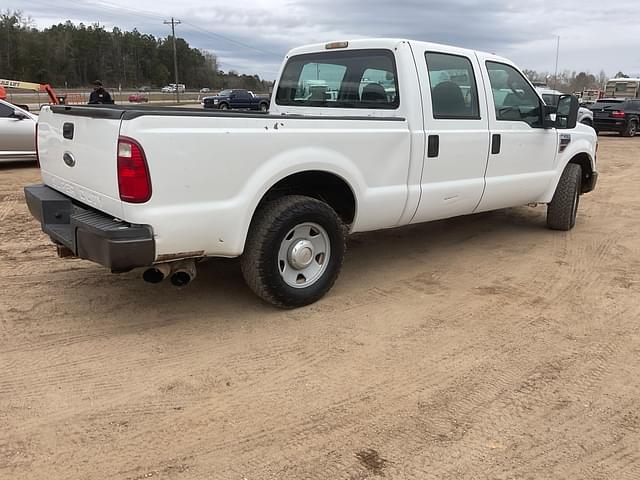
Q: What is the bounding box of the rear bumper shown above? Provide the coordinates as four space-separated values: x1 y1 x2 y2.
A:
24 184 155 272
593 119 626 132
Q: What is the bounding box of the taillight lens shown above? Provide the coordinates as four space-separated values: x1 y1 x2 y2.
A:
117 136 151 203
610 111 625 118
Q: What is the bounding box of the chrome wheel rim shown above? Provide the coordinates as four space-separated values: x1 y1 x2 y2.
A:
277 222 330 288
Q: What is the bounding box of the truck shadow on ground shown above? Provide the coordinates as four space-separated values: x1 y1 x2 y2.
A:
51 205 551 325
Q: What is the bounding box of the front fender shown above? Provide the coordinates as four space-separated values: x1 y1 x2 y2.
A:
540 132 597 203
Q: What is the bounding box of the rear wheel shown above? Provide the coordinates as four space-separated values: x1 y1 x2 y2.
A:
240 195 346 308
622 120 637 137
259 102 268 112
547 163 582 231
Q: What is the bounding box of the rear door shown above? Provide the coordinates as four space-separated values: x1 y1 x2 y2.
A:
412 48 490 223
37 106 124 218
233 90 252 109
474 56 558 212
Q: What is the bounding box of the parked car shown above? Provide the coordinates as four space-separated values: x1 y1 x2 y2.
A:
128 93 149 103
0 99 37 162
590 98 640 137
202 89 270 111
25 38 597 307
536 87 594 127
199 87 211 93
161 84 185 93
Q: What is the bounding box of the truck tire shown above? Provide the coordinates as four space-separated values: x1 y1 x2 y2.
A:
546 163 582 231
241 195 346 308
259 102 268 112
621 120 637 137
219 103 229 110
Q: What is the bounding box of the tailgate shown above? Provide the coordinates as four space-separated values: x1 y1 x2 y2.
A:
38 105 124 218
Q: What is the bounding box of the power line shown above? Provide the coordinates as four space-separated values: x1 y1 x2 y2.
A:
164 17 181 103
180 20 282 57
30 0 283 75
60 0 283 58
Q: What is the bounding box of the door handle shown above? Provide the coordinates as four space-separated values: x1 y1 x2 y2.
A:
427 135 439 158
491 134 501 154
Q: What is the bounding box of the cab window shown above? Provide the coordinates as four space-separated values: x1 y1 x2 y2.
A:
276 49 399 109
425 52 480 119
486 61 543 127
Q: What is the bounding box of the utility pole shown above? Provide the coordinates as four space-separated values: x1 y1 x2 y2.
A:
553 35 560 91
164 17 181 103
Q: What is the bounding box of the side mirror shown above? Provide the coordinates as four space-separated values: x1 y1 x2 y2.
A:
556 95 578 129
11 109 29 120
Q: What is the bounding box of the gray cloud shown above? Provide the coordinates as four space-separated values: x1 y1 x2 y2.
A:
6 0 639 79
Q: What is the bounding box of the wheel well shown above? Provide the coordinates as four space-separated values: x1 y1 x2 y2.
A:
569 153 594 193
258 171 356 225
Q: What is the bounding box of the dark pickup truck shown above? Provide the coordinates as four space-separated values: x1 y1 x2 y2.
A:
202 89 270 111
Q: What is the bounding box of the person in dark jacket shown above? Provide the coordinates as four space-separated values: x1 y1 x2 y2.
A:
88 80 113 104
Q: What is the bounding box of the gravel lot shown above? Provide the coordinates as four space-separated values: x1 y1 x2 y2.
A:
1 135 639 479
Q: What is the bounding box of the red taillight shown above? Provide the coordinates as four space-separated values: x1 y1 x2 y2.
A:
117 136 151 203
610 111 625 118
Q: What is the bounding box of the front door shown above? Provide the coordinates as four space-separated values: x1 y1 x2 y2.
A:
412 49 490 223
474 57 558 212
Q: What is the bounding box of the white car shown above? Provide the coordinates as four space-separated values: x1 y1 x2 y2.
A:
161 84 186 93
0 99 37 162
26 38 598 307
536 87 594 127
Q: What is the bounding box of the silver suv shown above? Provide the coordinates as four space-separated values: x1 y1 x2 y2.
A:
536 87 594 127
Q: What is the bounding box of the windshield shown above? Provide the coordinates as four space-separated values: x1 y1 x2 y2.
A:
219 90 232 96
276 49 399 109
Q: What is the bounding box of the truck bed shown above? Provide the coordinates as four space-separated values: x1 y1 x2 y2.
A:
50 104 406 122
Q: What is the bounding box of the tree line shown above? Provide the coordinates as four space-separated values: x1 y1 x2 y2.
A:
522 69 635 94
0 11 273 92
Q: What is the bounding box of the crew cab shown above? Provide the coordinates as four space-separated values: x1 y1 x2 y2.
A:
202 89 270 111
25 39 598 308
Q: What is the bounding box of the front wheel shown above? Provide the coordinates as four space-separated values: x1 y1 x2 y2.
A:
219 103 229 110
547 163 582 231
240 195 346 308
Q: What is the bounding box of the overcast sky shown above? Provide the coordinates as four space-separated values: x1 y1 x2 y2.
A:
5 0 640 80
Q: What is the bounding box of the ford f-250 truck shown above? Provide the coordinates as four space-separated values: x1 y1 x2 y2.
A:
202 89 270 112
25 38 598 308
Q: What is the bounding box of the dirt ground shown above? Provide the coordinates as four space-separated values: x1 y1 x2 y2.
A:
1 135 639 480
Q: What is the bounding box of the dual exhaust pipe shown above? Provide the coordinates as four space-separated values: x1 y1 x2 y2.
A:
142 259 197 286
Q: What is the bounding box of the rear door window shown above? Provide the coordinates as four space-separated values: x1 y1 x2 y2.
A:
425 52 480 119
276 49 399 109
0 103 14 118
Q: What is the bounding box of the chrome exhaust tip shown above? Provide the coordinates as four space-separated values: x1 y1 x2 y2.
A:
169 260 197 287
142 263 172 284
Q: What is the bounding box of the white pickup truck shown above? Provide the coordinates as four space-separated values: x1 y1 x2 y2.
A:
25 38 598 308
